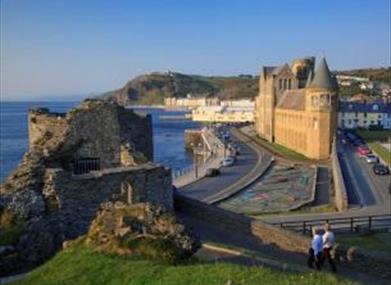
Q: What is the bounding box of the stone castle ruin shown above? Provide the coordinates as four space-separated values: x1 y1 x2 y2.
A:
0 99 180 274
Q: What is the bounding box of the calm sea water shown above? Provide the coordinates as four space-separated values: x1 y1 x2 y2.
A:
0 102 200 182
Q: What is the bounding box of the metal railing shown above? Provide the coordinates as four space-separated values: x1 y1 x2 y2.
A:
270 214 391 235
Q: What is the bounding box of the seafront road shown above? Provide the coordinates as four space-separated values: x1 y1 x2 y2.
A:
179 127 272 203
179 125 390 228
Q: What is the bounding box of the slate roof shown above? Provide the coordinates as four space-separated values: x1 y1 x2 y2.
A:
263 66 282 76
339 101 391 113
276 89 306 110
308 57 338 89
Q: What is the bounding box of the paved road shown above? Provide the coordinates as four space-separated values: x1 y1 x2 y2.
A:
337 136 389 207
179 127 260 201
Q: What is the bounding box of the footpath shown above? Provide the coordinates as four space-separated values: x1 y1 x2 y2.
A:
173 129 225 188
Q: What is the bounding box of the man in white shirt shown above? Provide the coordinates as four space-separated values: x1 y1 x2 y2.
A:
307 227 323 270
322 223 337 272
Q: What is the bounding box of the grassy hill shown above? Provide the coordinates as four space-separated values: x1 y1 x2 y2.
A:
99 72 259 105
335 67 391 85
99 67 390 106
9 242 356 285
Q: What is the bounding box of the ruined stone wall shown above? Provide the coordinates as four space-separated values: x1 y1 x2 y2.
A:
42 164 172 240
27 100 153 169
118 109 153 163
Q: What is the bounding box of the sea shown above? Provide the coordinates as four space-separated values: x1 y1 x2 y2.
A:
0 101 201 182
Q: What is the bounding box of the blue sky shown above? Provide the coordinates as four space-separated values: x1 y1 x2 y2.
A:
1 0 390 100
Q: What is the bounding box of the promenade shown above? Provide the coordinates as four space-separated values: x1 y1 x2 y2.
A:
173 129 225 188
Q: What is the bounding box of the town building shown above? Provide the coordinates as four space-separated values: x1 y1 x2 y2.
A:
254 57 338 160
164 96 219 109
191 105 254 123
338 100 391 129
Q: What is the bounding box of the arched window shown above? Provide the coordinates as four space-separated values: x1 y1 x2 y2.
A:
288 79 291 89
284 79 287 89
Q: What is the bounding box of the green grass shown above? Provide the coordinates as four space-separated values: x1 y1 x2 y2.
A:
356 130 391 165
251 204 337 218
337 232 391 252
356 130 391 142
0 223 23 245
10 243 356 285
368 142 391 165
251 134 314 163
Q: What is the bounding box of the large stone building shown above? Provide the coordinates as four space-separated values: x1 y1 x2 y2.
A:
255 57 338 159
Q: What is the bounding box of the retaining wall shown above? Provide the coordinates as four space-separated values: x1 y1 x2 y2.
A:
174 194 391 277
331 139 348 211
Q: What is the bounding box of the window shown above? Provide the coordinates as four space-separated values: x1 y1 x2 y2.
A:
73 157 100 175
364 112 367 117
284 79 287 89
288 79 291 89
363 120 367 124
279 79 282 90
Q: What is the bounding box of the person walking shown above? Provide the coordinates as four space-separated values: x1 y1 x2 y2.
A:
322 223 337 272
307 227 323 270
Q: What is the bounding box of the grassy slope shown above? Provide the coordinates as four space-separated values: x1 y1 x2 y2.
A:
11 243 356 285
99 73 259 105
336 68 391 85
337 232 391 252
251 134 314 163
356 130 391 164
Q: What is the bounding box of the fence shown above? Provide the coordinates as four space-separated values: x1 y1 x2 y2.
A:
173 129 224 181
270 214 391 235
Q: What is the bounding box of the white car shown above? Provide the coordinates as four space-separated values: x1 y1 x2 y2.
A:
222 156 235 167
366 154 378 164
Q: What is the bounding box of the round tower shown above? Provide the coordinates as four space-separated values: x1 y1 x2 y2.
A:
305 57 338 159
291 57 316 88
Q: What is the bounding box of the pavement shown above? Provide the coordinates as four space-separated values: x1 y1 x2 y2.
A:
173 130 225 188
180 212 387 284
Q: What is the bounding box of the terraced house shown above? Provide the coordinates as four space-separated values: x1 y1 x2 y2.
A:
338 100 391 129
255 57 338 160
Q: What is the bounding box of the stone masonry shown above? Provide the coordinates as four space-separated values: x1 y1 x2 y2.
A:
0 99 173 275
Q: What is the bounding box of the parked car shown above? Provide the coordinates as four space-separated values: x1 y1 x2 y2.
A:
365 154 378 163
357 146 371 157
205 168 221 177
373 163 390 175
222 156 235 167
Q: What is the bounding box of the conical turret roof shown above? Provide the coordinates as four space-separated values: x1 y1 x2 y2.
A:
305 69 313 87
308 57 337 89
